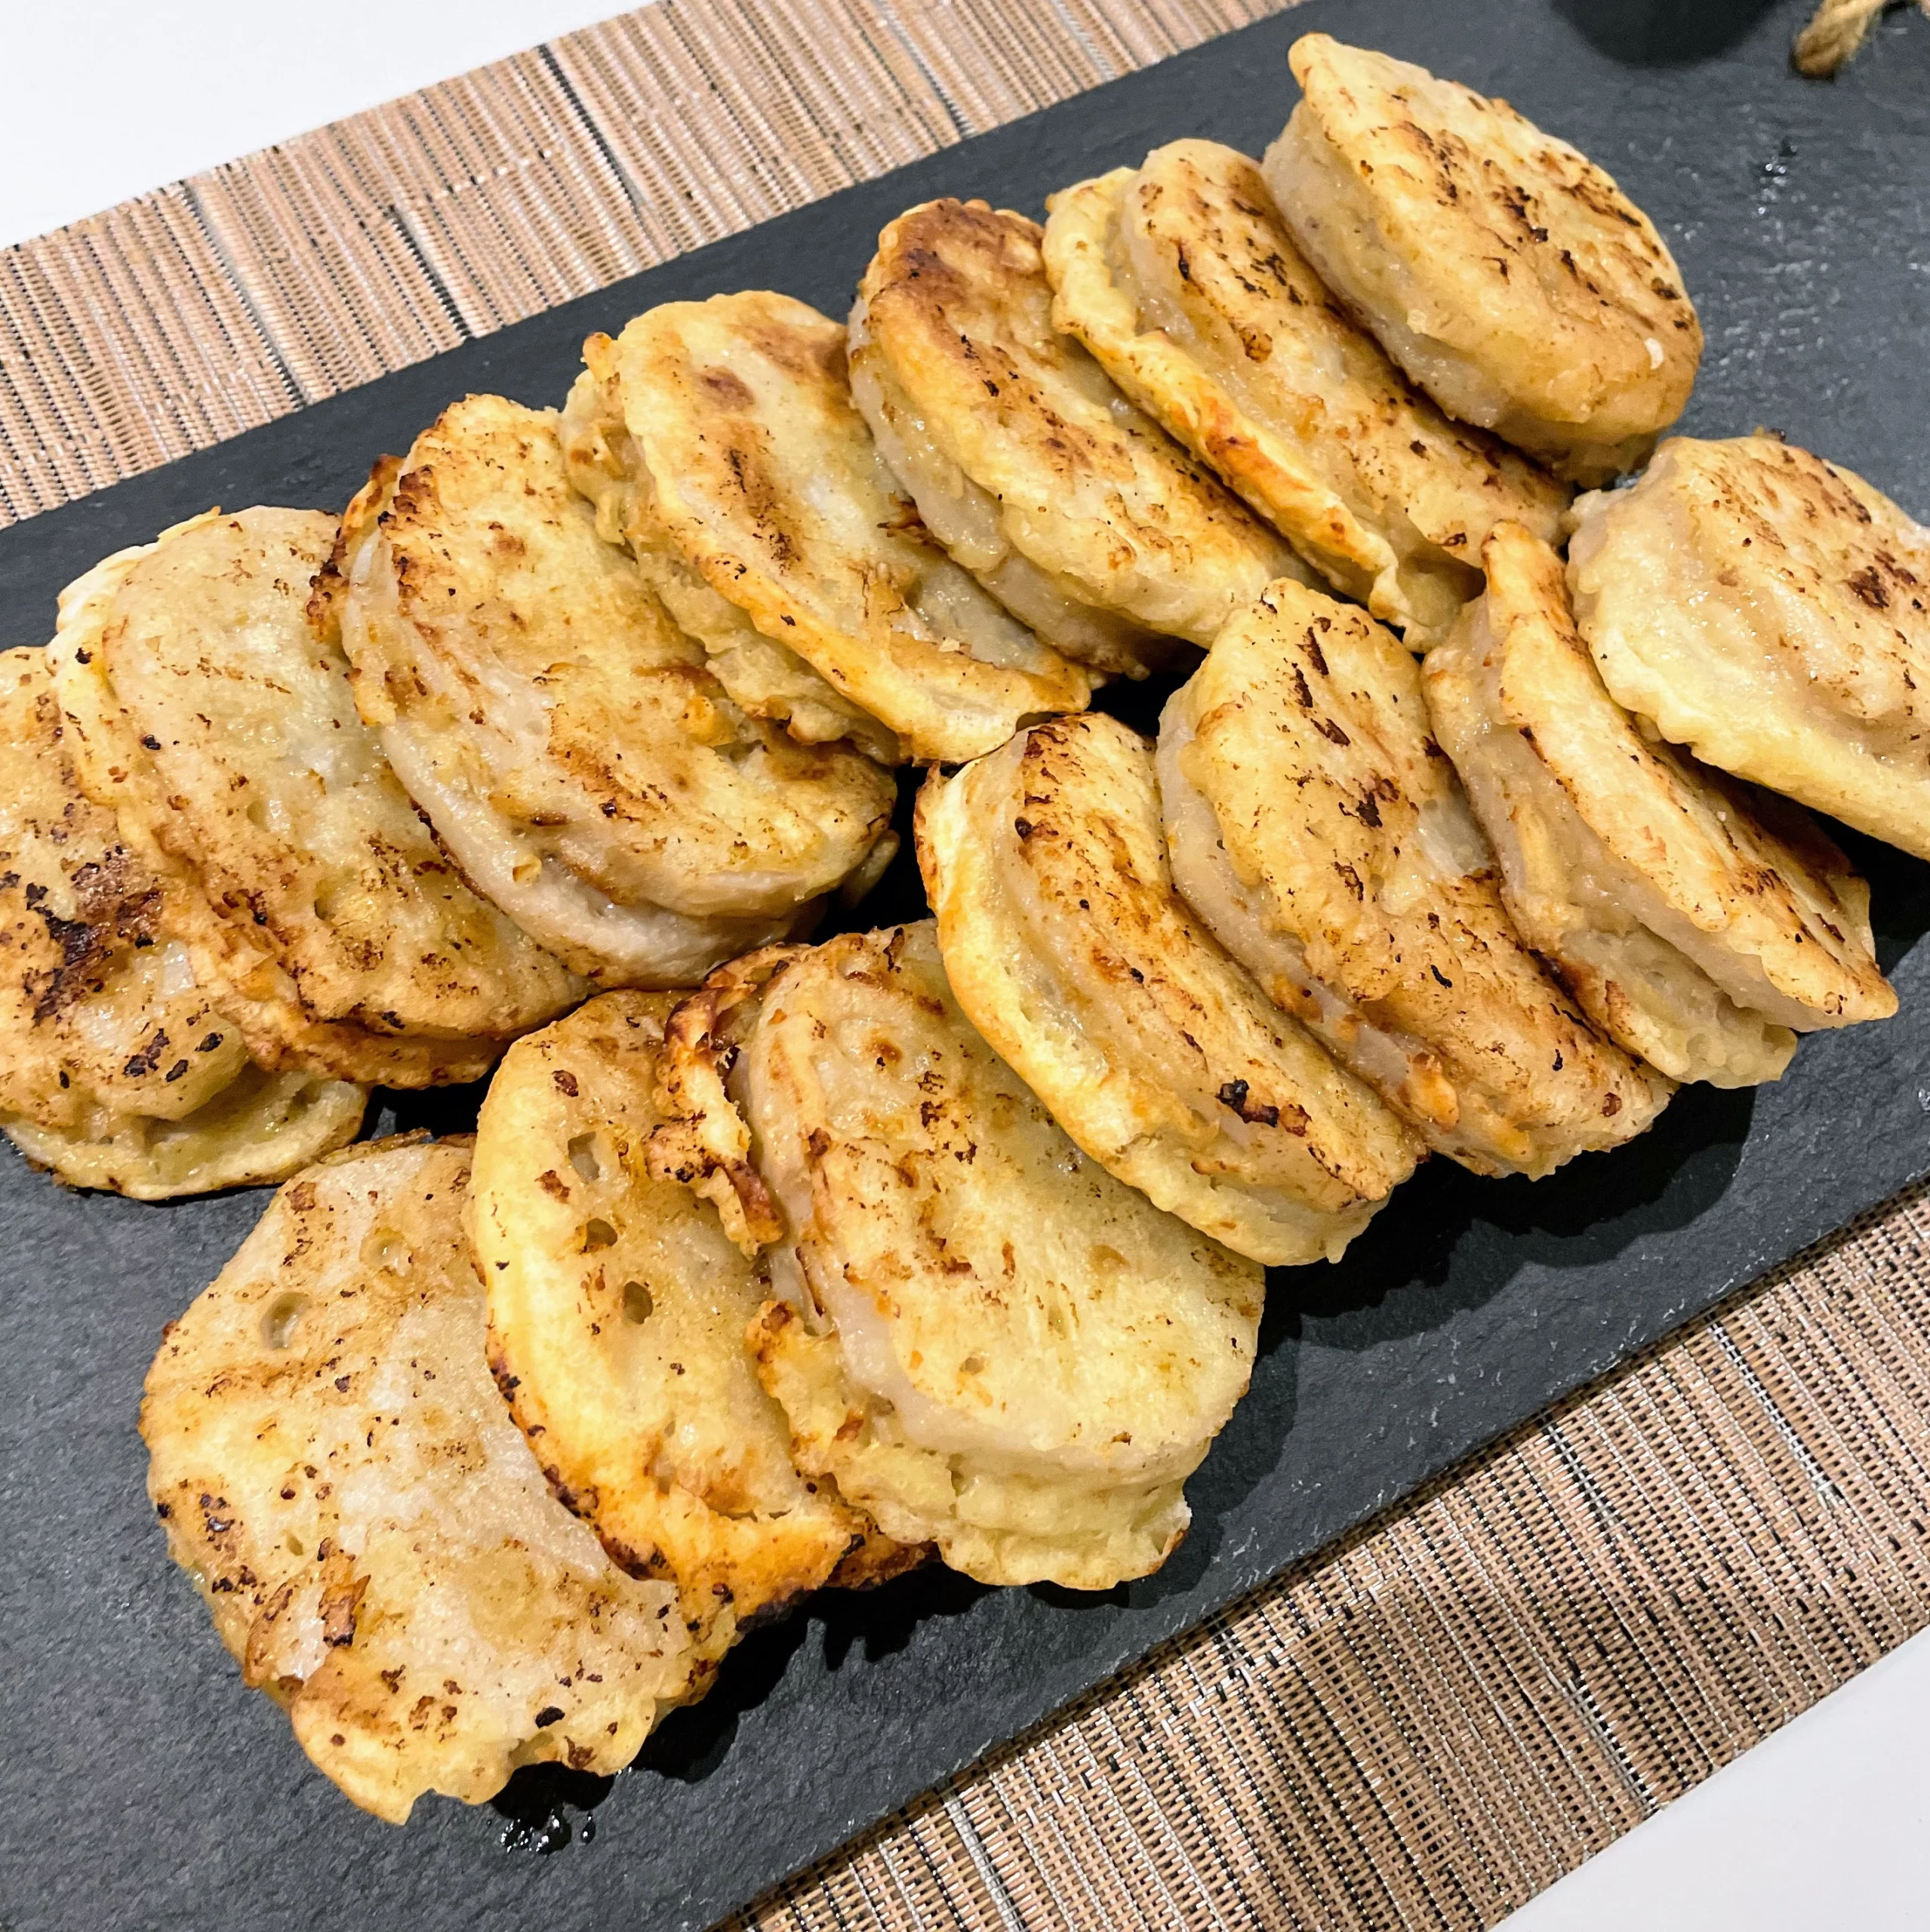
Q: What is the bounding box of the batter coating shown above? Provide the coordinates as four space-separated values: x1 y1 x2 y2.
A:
49 510 583 1087
1161 579 1673 1177
647 926 1264 1589
330 395 896 986
853 198 1310 664
918 712 1418 1264
1044 143 1567 641
1569 435 1930 861
1426 525 1892 1087
563 292 1094 764
1265 35 1700 484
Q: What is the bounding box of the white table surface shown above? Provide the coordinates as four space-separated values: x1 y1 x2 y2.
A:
0 2 627 251
3 8 1924 1925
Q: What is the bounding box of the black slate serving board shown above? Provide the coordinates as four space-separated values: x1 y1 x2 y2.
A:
3 2 1928 1927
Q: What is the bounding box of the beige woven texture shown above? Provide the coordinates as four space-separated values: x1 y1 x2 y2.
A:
735 1184 1930 1927
4 3 1928 1927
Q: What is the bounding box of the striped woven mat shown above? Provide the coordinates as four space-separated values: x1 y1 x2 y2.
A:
6 3 1930 1927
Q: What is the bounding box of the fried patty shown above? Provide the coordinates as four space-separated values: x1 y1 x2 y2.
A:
1161 578 1673 1177
646 925 1264 1589
48 510 584 1086
1568 435 1930 861
474 992 914 1654
1427 525 1894 1086
916 712 1418 1264
0 644 366 1195
853 197 1310 660
1265 35 1701 485
564 292 1094 764
330 395 897 986
1043 142 1568 642
142 1137 699 1824
0 645 247 1127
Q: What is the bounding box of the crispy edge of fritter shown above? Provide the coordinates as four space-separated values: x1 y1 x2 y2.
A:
642 946 802 1256
4 1066 367 1200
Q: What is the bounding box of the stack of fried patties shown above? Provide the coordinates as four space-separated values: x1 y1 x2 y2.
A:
3 506 583 1201
1026 35 1906 1112
111 31 1929 1829
4 395 917 1195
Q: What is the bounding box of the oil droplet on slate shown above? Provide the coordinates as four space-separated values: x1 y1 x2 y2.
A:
500 1808 571 1855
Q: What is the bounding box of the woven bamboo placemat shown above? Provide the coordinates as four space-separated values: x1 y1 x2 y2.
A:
5 4 1929 1927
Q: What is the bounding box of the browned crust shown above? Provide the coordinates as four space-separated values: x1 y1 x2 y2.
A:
858 198 1301 645
645 947 805 1252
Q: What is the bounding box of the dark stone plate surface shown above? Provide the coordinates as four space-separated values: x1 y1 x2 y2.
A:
2 1 1927 1927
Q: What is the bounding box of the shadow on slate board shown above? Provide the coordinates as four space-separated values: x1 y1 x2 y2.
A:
2 0 1928 1927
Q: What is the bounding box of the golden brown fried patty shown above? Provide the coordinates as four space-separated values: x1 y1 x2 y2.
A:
1427 525 1894 1086
647 926 1264 1590
1160 579 1673 1177
564 362 902 768
1265 35 1701 484
330 395 897 986
916 712 1418 1264
0 645 366 1196
1043 142 1568 642
48 510 584 1087
1568 435 1930 861
474 992 914 1653
143 1137 699 1825
852 198 1310 662
0 645 246 1128
564 291 1094 764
